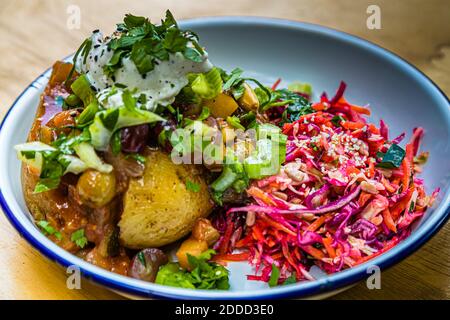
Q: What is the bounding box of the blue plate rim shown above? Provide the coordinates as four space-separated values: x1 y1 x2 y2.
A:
0 16 449 300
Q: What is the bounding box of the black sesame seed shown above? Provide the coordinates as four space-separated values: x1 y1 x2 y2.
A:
94 56 98 62
90 85 97 92
93 44 100 49
111 75 116 82
142 73 147 79
93 29 99 33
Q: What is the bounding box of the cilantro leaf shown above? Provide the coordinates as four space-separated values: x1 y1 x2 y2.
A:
126 153 147 164
283 273 297 285
155 249 229 290
37 220 62 240
105 10 202 76
277 89 315 123
123 14 148 28
111 131 122 155
71 229 88 248
185 180 200 192
331 115 345 127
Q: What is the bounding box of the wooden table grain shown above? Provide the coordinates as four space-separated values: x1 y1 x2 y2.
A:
0 0 449 300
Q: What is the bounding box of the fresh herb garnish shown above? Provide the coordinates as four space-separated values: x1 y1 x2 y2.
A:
71 229 88 248
185 180 200 192
127 153 147 164
37 220 62 240
331 115 345 127
155 249 229 290
283 273 297 285
276 89 314 123
137 251 147 267
111 131 122 155
65 38 92 85
102 10 204 77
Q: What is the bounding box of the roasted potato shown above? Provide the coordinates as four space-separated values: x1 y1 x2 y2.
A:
119 150 214 248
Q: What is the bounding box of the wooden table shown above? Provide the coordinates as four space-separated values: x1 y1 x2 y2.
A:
0 0 449 300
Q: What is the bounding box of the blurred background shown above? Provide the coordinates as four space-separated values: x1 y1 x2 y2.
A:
0 0 449 299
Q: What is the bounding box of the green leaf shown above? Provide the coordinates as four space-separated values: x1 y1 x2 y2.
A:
37 220 62 240
124 14 148 28
162 10 177 29
130 41 155 74
111 131 122 155
34 178 61 193
222 68 244 91
99 108 120 131
137 251 147 267
183 47 203 62
331 115 345 127
155 249 229 290
65 38 90 84
163 28 188 53
104 49 127 76
126 153 146 164
71 229 88 248
283 273 297 285
185 180 200 192
376 144 406 169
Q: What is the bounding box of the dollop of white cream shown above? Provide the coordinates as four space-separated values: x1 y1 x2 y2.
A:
75 31 213 110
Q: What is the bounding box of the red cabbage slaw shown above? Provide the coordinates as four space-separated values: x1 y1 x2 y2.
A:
213 81 439 285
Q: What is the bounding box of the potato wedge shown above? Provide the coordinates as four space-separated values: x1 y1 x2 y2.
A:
119 150 214 248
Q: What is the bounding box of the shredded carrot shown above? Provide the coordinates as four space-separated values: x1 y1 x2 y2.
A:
214 252 250 262
401 159 411 191
341 121 365 130
323 236 336 259
350 104 371 115
271 78 281 90
382 208 397 233
306 214 330 232
358 192 373 207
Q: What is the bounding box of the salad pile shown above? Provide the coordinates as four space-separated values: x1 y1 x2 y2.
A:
212 82 439 285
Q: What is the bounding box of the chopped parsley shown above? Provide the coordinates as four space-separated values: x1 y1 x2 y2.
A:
71 229 88 248
185 180 200 193
126 153 147 164
331 115 345 127
155 250 229 290
37 220 62 240
100 10 204 77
